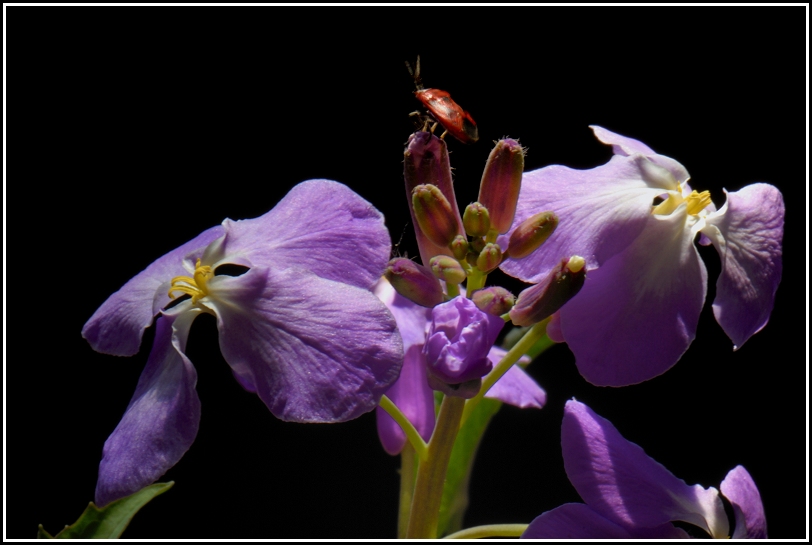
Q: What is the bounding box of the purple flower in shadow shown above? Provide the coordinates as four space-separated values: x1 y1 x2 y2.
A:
373 279 546 455
83 180 403 506
500 126 784 386
522 400 766 539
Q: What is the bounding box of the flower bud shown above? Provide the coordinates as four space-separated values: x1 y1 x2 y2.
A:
469 236 486 254
476 243 502 274
429 256 467 285
478 138 525 234
463 202 491 238
507 211 559 259
423 296 505 398
384 258 444 308
509 256 586 327
404 132 464 265
412 184 460 248
450 235 469 261
472 286 516 316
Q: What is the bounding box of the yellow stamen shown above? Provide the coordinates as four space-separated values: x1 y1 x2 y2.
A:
168 258 214 304
566 255 586 274
685 190 712 216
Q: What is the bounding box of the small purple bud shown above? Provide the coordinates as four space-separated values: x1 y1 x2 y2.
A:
404 132 464 265
463 202 491 238
384 257 444 308
476 243 502 273
412 184 460 248
472 286 516 316
478 138 525 234
450 235 469 261
423 296 505 398
507 211 559 259
429 256 467 285
509 256 586 327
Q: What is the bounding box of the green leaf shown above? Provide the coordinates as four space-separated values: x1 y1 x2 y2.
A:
436 397 503 537
39 482 173 539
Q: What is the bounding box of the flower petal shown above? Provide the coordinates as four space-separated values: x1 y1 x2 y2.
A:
484 347 546 409
375 344 435 455
213 180 391 290
82 225 224 356
720 465 767 539
209 266 403 423
559 208 707 386
703 184 784 349
590 125 690 184
522 503 636 539
499 154 671 284
373 277 432 351
562 400 729 538
95 310 201 506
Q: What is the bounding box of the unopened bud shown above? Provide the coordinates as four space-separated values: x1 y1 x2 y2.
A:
463 202 491 238
412 184 460 248
470 237 486 254
472 286 516 316
384 258 444 308
509 256 586 326
507 211 559 259
476 243 502 273
430 256 467 285
450 235 469 261
478 138 525 234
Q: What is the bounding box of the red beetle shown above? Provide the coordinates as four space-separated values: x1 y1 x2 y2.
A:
405 56 479 144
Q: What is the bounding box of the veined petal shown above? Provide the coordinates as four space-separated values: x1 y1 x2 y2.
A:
590 125 691 186
375 345 435 455
95 310 201 506
373 277 432 351
82 225 224 356
562 400 729 538
720 465 767 539
703 184 784 349
209 266 403 423
484 347 546 409
213 180 391 290
522 503 636 539
499 154 668 284
559 207 707 386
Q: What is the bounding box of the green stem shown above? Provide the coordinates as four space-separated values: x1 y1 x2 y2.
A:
446 282 460 299
443 523 528 539
406 395 466 539
379 395 428 461
397 444 416 539
461 320 548 426
466 269 486 297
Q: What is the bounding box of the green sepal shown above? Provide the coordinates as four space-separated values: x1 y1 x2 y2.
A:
436 397 503 537
38 482 173 539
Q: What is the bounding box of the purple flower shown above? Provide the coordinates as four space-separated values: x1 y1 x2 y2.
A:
83 180 403 506
500 126 784 386
523 400 766 539
373 280 546 455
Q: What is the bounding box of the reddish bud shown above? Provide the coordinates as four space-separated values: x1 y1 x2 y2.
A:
429 255 467 285
476 243 502 274
412 184 460 248
384 258 444 308
507 211 558 259
450 235 469 261
509 256 586 326
478 138 525 234
472 286 516 316
463 202 491 238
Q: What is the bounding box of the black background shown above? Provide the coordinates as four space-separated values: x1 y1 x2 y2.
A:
7 6 806 540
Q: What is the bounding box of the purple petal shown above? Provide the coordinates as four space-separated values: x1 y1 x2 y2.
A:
523 503 636 539
216 180 391 290
704 184 784 349
210 266 403 423
562 400 728 538
721 465 767 539
484 347 546 409
590 125 691 185
559 209 707 386
82 225 224 356
375 345 435 455
373 277 432 351
499 154 674 284
95 311 201 506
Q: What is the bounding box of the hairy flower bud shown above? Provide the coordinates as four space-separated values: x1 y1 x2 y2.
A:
463 202 491 238
429 256 467 285
450 235 469 261
472 286 516 316
404 132 464 265
507 211 559 259
384 258 444 308
423 296 505 398
476 243 502 273
478 138 525 234
509 256 586 327
412 184 460 248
